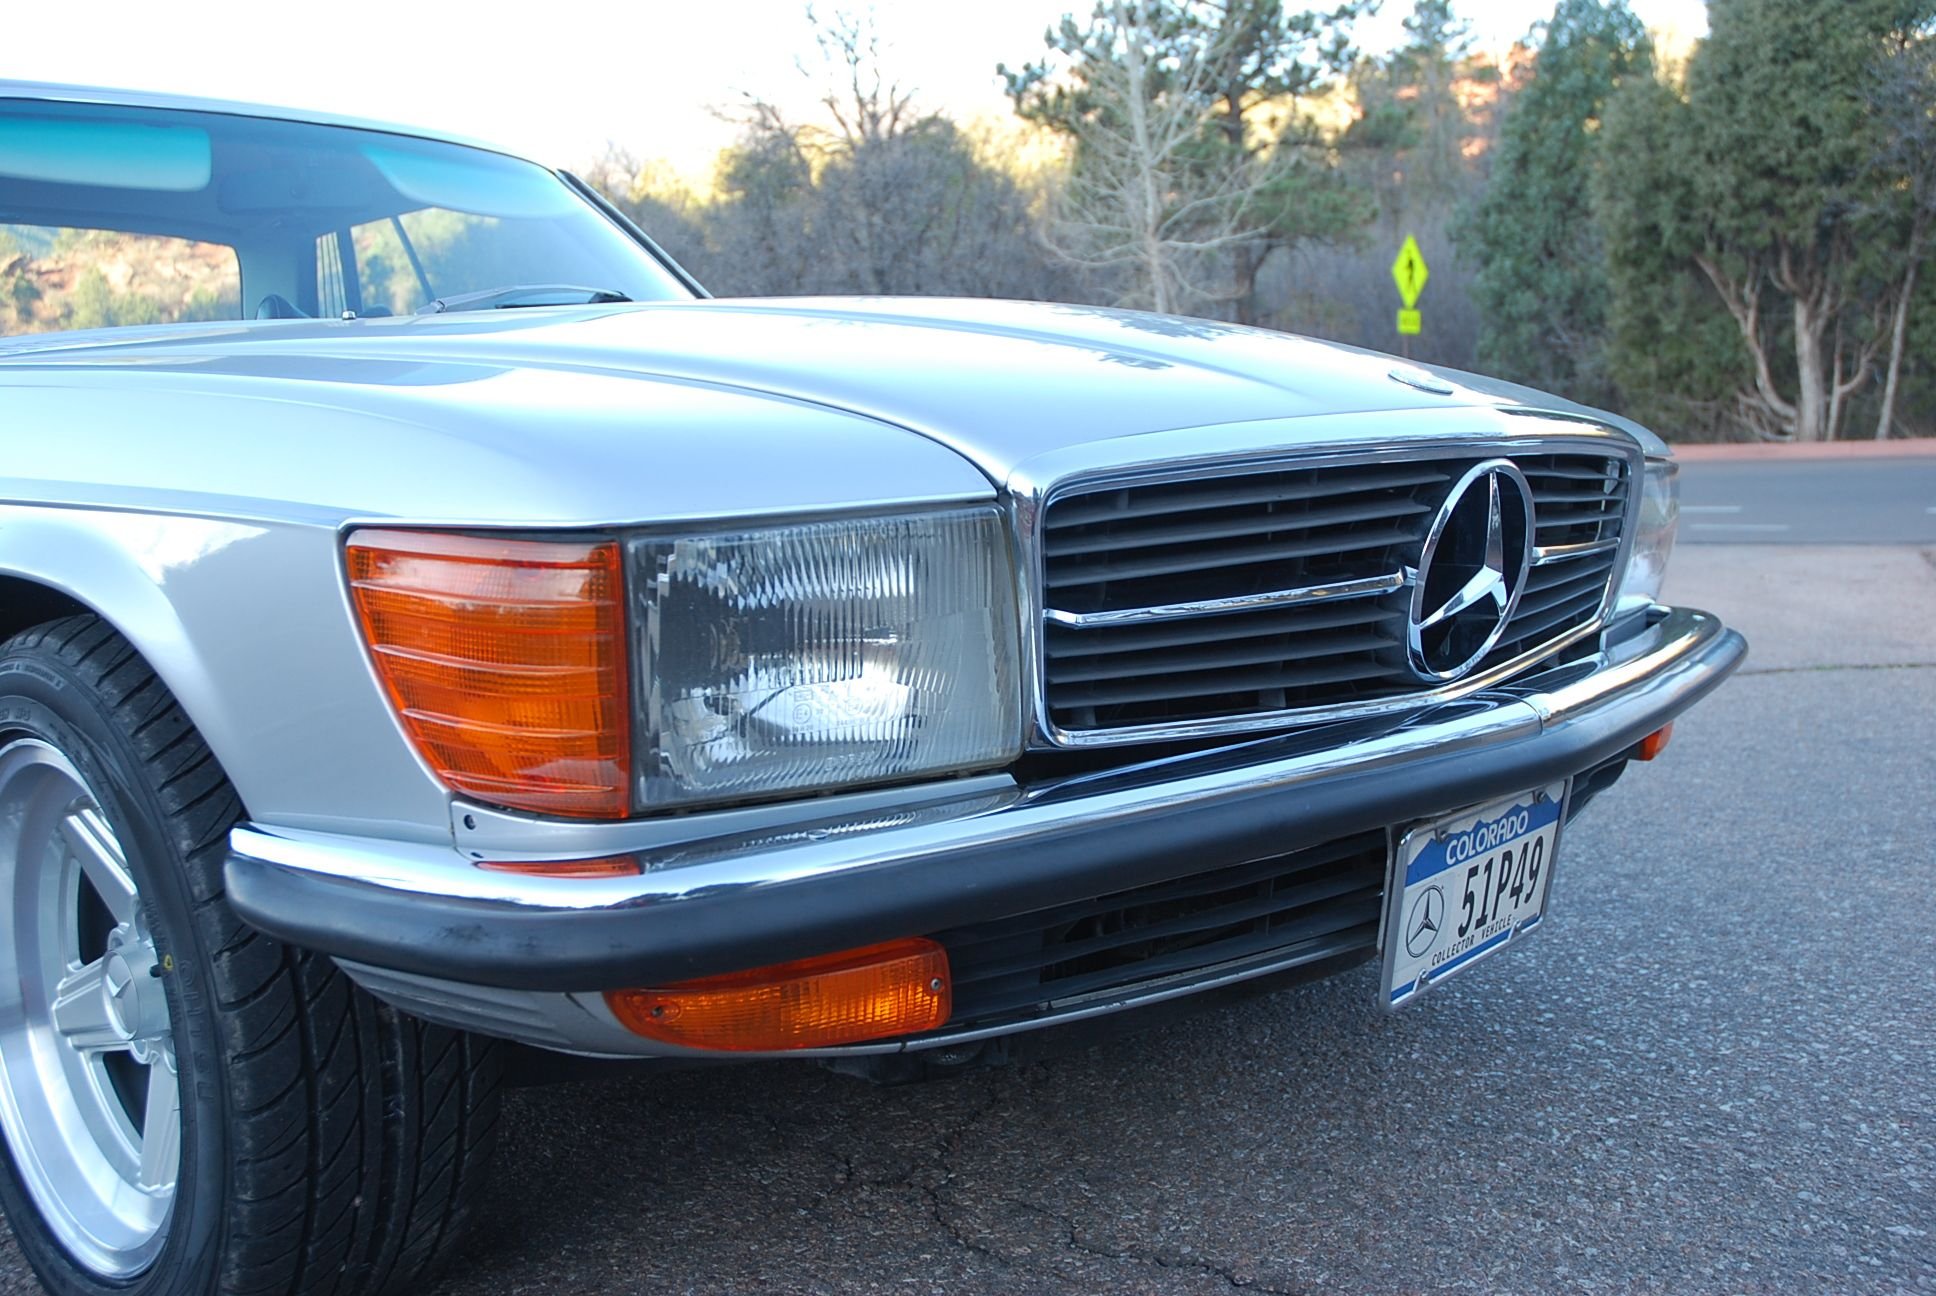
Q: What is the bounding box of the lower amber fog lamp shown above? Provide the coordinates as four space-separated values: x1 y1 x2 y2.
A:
1634 723 1674 761
605 938 951 1051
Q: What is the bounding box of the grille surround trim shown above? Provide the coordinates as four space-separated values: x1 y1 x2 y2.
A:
1016 429 1644 749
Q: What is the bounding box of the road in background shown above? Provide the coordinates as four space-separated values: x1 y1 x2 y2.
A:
3 545 1931 1295
1679 454 1936 543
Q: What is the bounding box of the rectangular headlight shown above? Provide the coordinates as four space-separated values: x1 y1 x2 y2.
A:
1613 457 1679 618
631 507 1022 808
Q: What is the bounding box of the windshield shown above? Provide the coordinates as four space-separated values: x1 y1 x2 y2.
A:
0 99 693 335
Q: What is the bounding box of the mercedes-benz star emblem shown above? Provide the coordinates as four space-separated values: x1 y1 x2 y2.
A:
1405 885 1446 959
1407 459 1535 682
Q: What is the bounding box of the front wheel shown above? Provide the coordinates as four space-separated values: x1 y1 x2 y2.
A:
0 616 500 1296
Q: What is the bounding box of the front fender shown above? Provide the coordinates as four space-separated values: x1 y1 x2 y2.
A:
0 505 452 841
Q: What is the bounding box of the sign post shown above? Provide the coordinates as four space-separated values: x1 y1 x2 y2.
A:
1391 235 1428 353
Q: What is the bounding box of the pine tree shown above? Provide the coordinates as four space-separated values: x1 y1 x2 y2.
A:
1458 0 1651 406
1599 0 1934 440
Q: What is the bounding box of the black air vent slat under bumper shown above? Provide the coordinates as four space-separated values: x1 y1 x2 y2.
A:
949 871 1378 986
951 899 1381 1019
933 831 1388 1028
939 832 1378 959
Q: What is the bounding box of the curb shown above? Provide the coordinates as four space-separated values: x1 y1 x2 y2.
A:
1671 438 1936 462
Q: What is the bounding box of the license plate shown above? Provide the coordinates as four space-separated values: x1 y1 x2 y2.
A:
1381 781 1567 1009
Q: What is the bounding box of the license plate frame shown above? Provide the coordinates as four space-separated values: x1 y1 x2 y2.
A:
1381 780 1569 1010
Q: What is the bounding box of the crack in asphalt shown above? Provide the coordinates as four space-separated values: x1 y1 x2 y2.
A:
919 1084 1014 1268
1008 1199 1306 1295
791 1079 1022 1270
837 1071 1311 1295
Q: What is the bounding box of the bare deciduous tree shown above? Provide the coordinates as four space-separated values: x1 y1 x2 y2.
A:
598 8 1074 302
1007 0 1297 315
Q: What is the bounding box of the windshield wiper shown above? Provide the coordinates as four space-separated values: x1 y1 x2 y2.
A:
416 285 632 314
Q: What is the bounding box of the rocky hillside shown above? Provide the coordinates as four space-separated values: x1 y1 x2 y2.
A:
1 227 241 334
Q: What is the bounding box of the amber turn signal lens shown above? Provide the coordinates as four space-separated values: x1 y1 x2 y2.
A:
605 938 951 1051
1634 723 1674 762
346 529 630 818
474 855 643 878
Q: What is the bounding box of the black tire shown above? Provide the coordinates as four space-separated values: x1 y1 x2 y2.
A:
0 615 501 1296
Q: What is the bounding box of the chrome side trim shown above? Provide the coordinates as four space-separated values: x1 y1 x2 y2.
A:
1532 538 1621 566
1043 571 1407 628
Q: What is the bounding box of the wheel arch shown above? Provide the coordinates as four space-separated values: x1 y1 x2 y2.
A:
0 536 251 817
0 575 94 644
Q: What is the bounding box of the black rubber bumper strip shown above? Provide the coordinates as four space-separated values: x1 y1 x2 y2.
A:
226 626 1746 992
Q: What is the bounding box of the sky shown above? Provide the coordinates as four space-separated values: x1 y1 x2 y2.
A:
0 0 1708 180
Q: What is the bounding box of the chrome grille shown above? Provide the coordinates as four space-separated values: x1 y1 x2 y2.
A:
1491 454 1628 662
1037 445 1633 741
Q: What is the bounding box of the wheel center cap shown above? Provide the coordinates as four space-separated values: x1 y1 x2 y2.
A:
99 938 166 1046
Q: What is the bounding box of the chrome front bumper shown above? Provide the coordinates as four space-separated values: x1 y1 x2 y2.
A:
226 605 1744 1058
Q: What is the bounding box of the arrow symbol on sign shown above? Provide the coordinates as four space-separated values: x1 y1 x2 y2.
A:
1391 235 1429 310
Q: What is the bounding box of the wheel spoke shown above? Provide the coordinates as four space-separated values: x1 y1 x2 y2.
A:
135 1061 180 1192
62 808 136 925
50 958 127 1053
0 737 178 1272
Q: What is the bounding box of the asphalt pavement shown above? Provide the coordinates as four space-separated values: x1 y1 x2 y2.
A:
2 473 1933 1295
1679 454 1936 543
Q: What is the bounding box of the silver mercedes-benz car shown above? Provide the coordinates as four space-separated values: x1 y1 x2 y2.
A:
0 83 1743 1296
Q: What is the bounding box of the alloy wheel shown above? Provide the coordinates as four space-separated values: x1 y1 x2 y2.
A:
0 737 178 1278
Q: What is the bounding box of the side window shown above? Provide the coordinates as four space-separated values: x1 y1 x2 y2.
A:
1 225 240 336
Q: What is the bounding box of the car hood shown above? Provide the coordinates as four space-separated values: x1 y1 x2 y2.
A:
0 297 1662 523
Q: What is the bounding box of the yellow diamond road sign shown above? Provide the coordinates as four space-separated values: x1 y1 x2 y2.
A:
1392 235 1428 310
